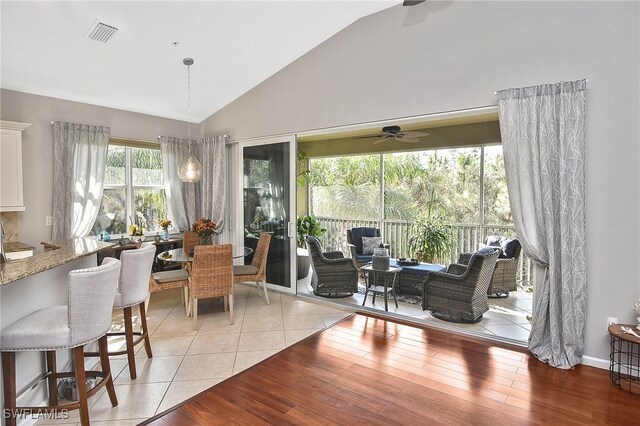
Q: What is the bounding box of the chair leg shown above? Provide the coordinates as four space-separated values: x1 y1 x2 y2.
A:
139 302 153 359
192 297 198 330
229 294 234 324
73 346 90 426
98 335 118 407
123 306 137 380
2 352 17 426
184 286 190 315
46 350 58 406
260 279 270 305
257 279 262 296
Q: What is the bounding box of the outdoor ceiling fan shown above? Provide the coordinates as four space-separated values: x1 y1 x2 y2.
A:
354 125 429 145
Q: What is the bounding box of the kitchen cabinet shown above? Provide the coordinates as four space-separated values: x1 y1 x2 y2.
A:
0 121 30 212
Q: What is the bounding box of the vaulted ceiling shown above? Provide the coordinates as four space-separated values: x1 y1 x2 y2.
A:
1 1 397 122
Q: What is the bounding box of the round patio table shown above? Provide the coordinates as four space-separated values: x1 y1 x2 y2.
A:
361 265 402 312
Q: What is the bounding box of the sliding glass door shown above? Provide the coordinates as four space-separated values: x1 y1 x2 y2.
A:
232 135 297 293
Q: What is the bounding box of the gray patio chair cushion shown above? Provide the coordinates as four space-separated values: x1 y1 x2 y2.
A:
485 235 520 259
350 227 379 255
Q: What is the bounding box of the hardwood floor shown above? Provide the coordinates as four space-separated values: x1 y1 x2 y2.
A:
142 314 639 425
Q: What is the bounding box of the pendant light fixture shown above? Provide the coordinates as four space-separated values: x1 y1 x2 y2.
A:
178 57 203 182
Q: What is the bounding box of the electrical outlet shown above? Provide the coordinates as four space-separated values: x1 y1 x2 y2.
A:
607 317 618 331
46 216 53 226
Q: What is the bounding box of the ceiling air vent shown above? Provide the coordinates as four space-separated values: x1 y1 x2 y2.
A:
85 21 118 43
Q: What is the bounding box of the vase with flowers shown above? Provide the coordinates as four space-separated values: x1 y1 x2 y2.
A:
192 217 216 245
128 224 145 244
159 218 172 241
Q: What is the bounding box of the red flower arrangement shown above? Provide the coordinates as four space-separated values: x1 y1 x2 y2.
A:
192 217 217 244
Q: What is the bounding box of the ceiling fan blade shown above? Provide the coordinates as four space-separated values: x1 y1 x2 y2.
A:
373 136 391 145
401 131 429 138
397 136 421 143
352 134 382 140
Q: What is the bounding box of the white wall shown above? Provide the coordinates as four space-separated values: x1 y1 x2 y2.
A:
0 89 190 251
202 1 640 362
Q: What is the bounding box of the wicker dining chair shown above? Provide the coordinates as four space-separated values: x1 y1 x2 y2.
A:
149 269 190 314
188 244 234 330
182 230 199 272
234 232 271 304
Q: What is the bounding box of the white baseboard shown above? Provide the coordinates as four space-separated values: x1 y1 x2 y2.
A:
582 355 609 370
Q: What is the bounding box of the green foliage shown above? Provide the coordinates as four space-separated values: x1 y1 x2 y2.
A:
93 145 168 236
297 215 326 247
308 146 512 227
408 216 453 263
297 151 311 187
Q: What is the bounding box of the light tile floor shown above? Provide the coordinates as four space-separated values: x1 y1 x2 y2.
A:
296 271 533 345
34 284 352 425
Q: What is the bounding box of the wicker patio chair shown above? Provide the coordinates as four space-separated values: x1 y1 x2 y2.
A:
234 232 271 305
347 227 387 268
306 235 358 297
188 244 234 329
422 248 500 323
458 236 522 298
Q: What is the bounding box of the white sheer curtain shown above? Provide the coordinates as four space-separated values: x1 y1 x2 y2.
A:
160 135 227 238
52 122 110 240
193 135 228 242
497 79 587 369
159 136 191 230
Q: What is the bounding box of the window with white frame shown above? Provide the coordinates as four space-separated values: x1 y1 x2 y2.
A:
92 144 168 236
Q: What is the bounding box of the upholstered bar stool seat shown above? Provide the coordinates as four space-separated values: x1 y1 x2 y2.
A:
1 258 121 426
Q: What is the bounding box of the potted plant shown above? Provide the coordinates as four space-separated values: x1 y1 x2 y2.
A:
128 224 145 244
159 218 172 241
408 216 452 264
296 214 326 279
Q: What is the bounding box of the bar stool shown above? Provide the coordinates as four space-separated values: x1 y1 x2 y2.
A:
1 258 121 426
103 243 156 380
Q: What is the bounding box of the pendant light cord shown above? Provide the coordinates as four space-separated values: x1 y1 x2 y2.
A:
187 62 192 142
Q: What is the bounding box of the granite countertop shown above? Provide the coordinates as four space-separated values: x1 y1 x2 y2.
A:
0 238 114 286
3 242 36 253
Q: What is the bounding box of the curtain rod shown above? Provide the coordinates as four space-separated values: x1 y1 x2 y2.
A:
156 135 229 140
493 79 588 96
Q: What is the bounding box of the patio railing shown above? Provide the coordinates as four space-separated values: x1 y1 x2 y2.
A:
316 216 534 291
